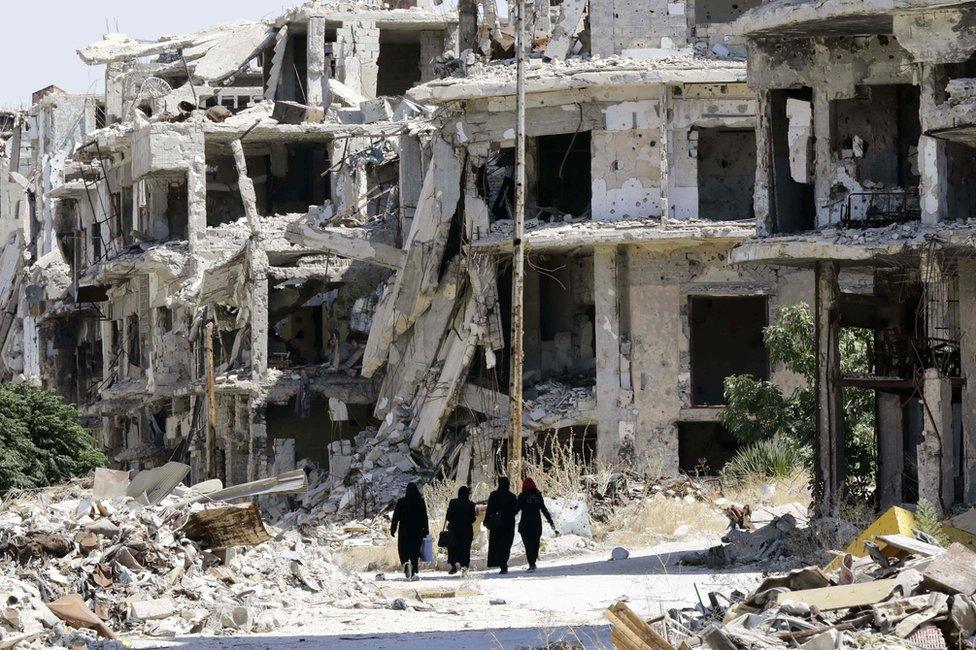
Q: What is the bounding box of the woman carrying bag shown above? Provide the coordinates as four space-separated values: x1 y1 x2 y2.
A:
442 485 476 575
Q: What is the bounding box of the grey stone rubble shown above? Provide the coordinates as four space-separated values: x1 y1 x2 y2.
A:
0 477 375 648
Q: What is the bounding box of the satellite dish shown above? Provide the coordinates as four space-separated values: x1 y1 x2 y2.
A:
128 77 173 119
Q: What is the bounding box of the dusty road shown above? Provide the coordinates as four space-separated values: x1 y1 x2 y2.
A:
136 539 762 649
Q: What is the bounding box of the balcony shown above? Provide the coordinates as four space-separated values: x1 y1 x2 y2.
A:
839 190 920 229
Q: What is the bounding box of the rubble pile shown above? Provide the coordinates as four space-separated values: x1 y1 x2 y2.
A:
0 476 375 647
587 473 710 523
286 423 430 524
615 532 976 649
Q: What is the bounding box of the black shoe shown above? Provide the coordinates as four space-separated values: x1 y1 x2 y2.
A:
448 565 458 575
499 567 508 575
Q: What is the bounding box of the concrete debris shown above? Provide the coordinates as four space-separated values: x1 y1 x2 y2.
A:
0 477 374 647
611 530 976 650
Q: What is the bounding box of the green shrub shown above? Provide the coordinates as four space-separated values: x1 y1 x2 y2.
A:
0 383 106 495
722 303 876 495
722 436 811 487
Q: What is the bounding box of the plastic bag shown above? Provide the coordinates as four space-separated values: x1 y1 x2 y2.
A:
421 534 434 562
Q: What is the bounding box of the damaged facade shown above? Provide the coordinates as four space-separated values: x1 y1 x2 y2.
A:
290 0 824 490
8 0 965 516
731 0 976 515
0 0 457 500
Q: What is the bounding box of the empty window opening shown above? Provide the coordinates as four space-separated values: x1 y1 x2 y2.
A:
696 127 756 220
482 147 516 222
285 34 309 104
206 144 330 225
537 131 592 218
377 31 422 96
126 314 142 369
769 88 815 233
945 141 976 221
166 180 189 238
266 398 369 469
268 279 337 367
532 252 596 381
831 84 921 226
111 188 134 242
689 295 768 406
695 0 763 24
678 422 741 475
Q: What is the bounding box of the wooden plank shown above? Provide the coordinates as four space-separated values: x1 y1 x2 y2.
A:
605 602 674 650
921 543 976 595
775 579 899 611
182 503 271 549
604 608 652 650
877 534 944 558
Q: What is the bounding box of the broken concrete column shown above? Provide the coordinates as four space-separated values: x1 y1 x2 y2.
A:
248 246 269 380
920 367 953 513
398 134 424 238
330 137 369 217
264 26 289 101
813 261 844 516
458 0 479 54
230 139 259 232
594 246 622 463
754 91 774 236
105 62 126 125
306 17 331 110
185 126 207 253
877 392 904 510
961 258 976 504
919 135 947 225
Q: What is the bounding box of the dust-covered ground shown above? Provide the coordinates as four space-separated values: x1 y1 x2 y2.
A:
132 539 763 649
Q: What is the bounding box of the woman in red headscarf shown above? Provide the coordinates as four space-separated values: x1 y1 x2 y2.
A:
516 477 557 572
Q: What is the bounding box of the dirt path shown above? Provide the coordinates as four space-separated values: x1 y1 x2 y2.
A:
132 539 762 649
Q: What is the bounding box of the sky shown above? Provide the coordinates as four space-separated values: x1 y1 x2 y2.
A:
0 2 294 107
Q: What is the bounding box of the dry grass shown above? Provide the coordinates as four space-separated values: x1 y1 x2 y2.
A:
719 472 812 509
595 495 729 547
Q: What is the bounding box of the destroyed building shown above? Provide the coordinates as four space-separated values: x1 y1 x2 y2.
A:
10 0 958 510
730 0 976 515
0 0 458 494
288 0 831 488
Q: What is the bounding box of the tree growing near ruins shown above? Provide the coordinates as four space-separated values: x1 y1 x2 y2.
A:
722 303 876 493
0 383 105 495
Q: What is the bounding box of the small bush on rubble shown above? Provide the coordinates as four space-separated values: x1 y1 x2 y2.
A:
722 303 876 493
721 436 810 487
0 383 105 495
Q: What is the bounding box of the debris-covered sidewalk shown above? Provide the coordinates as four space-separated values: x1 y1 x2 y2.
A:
608 509 976 649
0 468 377 648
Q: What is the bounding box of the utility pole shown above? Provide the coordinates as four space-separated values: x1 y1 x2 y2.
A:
508 0 527 483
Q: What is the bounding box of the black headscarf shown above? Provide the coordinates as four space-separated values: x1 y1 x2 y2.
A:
405 482 422 500
458 485 471 500
498 476 510 492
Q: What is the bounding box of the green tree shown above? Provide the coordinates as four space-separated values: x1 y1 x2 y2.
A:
722 303 877 493
0 383 106 495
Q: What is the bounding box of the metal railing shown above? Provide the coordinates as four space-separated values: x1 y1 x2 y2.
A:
840 189 920 228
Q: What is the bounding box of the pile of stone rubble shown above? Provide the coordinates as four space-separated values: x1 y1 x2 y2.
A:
587 472 711 523
0 474 376 648
611 529 976 649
